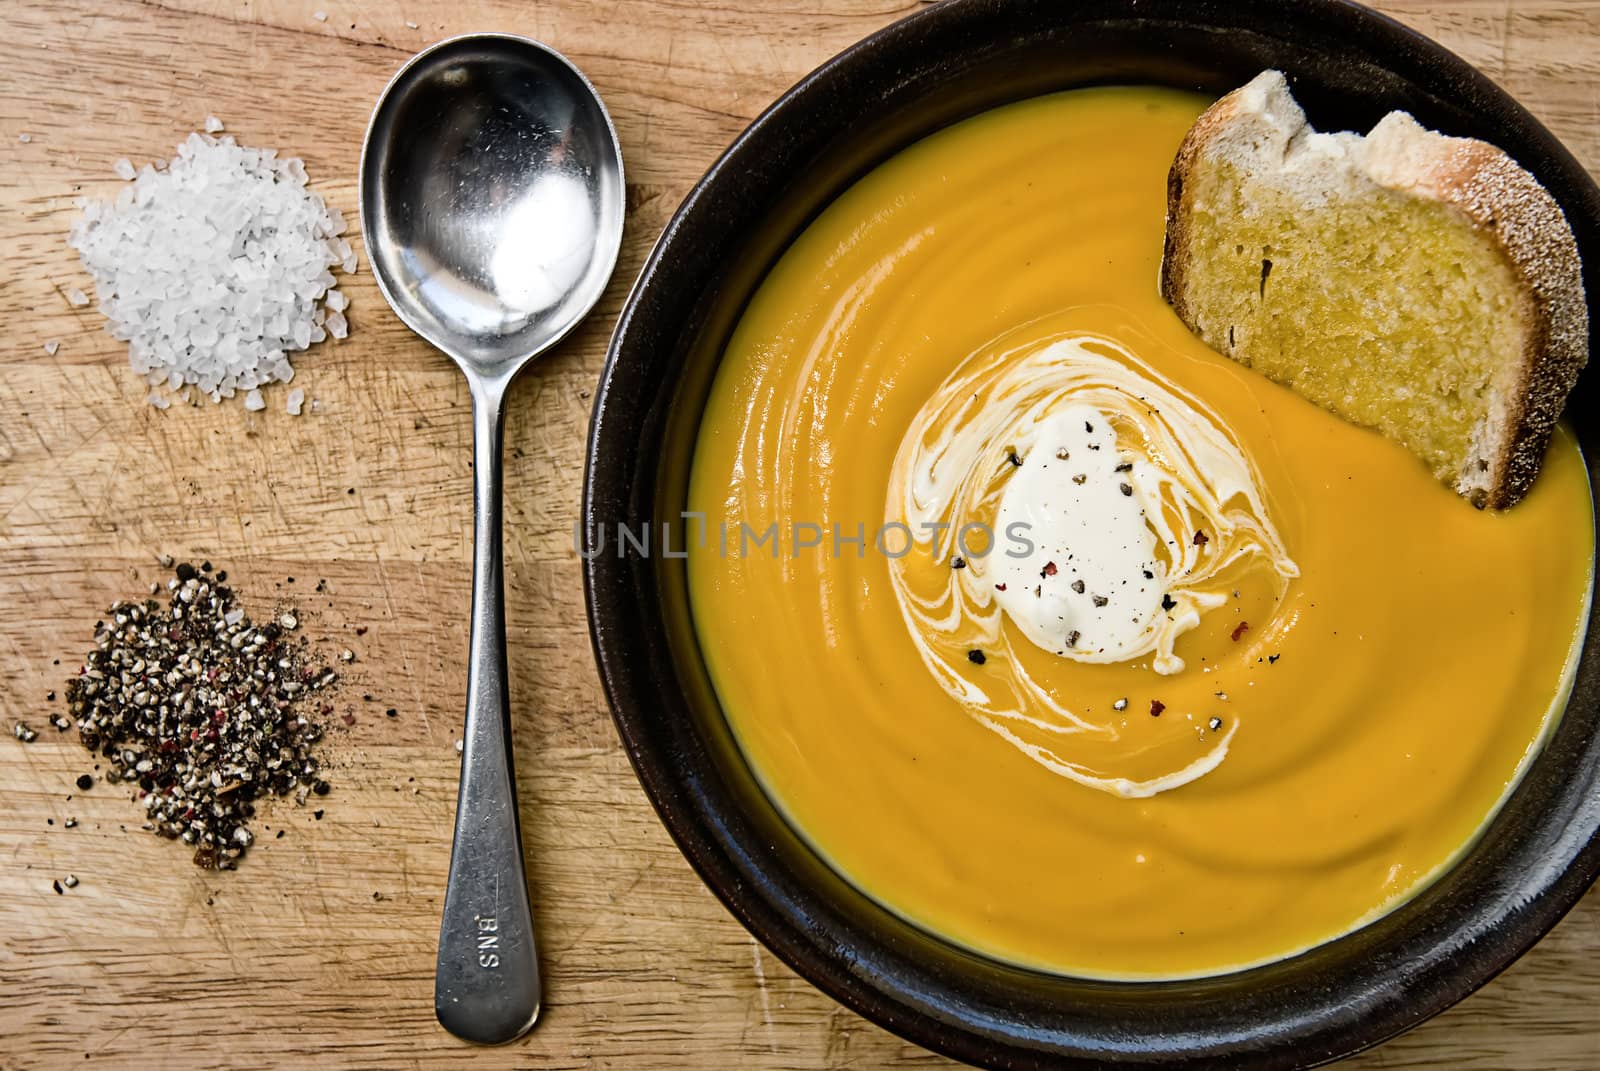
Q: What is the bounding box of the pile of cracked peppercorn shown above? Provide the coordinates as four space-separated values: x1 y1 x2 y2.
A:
65 560 336 869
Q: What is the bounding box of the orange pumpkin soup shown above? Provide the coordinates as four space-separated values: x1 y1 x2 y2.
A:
685 86 1593 978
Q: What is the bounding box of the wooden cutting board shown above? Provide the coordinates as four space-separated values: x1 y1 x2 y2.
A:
2 1 1597 1067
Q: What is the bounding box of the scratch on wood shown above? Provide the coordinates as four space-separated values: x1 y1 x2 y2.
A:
751 936 777 1053
376 557 432 741
1500 0 1516 76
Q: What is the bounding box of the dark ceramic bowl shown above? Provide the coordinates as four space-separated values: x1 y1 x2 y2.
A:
583 1 1600 1066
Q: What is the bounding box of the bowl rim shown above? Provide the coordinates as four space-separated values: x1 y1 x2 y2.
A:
583 0 1600 1066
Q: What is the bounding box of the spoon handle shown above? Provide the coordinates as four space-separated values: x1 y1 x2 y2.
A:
435 381 542 1044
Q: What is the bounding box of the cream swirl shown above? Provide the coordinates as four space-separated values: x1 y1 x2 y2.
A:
886 326 1298 797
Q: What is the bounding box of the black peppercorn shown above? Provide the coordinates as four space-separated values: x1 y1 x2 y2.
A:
62 563 345 871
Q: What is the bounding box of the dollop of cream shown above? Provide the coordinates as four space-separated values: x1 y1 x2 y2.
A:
990 404 1171 666
886 328 1298 797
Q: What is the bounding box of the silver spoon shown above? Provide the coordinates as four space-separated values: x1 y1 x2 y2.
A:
359 33 624 1045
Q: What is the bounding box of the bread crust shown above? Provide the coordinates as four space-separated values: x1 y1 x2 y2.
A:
1159 92 1240 328
1381 134 1587 507
1161 73 1588 509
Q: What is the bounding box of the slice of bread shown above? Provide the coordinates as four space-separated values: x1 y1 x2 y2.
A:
1160 70 1587 508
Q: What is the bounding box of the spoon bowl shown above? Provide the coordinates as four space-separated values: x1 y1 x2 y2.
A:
362 33 625 376
360 32 624 1046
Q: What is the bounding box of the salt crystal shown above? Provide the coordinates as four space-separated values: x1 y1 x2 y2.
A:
147 391 170 410
313 10 327 20
66 287 89 306
68 128 355 407
19 133 31 143
243 388 265 411
43 339 59 356
113 158 135 180
405 20 417 28
325 288 347 312
286 387 305 416
326 311 348 339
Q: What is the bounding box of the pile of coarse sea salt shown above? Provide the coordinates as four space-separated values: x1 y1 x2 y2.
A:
67 119 354 413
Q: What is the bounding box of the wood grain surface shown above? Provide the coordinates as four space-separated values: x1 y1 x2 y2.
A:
2 1 1598 1067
